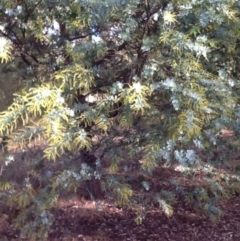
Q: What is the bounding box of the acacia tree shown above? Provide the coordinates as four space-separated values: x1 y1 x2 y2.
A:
1 0 240 239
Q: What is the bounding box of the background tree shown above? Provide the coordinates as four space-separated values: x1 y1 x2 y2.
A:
0 0 240 239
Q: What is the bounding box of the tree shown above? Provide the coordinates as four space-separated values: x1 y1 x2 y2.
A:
0 0 240 239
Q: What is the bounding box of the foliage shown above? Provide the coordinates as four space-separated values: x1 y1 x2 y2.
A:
0 0 240 239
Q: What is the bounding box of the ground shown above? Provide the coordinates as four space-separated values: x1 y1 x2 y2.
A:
1 194 240 241
48 194 240 241
1 131 240 241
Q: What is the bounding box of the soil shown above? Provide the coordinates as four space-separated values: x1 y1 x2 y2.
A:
1 134 240 241
1 179 240 241
46 195 240 241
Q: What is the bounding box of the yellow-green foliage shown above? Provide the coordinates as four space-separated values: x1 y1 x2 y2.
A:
0 0 240 239
0 37 12 63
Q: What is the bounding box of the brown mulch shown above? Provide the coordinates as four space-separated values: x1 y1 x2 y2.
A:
1 135 240 241
44 195 240 241
1 193 240 240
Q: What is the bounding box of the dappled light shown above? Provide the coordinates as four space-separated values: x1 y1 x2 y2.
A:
1 0 240 240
